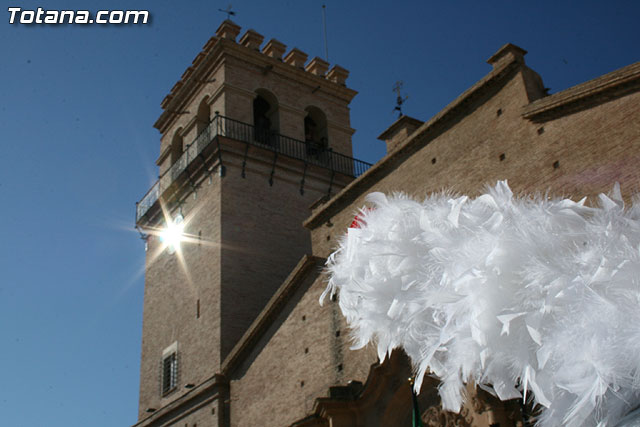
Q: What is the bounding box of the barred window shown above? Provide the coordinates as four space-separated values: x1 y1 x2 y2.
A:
161 342 179 396
162 352 177 395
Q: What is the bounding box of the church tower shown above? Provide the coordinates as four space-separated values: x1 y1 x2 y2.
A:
134 20 369 426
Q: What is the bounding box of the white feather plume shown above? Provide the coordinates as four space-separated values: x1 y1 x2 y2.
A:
323 181 640 427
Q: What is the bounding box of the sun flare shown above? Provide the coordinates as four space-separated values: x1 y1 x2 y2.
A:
160 214 185 254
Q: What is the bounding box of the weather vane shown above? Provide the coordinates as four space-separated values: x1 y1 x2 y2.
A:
393 80 409 118
218 4 236 20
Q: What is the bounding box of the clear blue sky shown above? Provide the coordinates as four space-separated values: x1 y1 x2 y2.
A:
0 1 637 425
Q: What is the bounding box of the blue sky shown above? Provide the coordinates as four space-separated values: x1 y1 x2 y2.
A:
0 1 638 425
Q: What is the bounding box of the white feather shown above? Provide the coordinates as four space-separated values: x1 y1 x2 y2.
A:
324 181 640 426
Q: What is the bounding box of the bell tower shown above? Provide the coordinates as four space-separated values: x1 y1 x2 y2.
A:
134 20 370 426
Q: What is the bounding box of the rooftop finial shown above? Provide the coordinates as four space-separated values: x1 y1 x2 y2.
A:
218 4 236 20
393 81 409 118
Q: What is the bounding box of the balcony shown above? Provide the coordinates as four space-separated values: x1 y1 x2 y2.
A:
135 114 373 223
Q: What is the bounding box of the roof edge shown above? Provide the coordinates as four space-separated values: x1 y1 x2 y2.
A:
522 61 640 122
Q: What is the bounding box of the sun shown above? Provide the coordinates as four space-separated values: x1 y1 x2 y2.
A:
138 201 220 292
160 213 185 254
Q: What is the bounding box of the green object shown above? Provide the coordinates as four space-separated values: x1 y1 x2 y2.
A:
412 387 423 427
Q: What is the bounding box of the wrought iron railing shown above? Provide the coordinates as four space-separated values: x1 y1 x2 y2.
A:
136 114 372 222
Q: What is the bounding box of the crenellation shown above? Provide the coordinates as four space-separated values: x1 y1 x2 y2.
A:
326 65 349 86
181 65 194 80
156 19 360 138
192 51 206 67
160 94 172 109
284 48 308 69
215 19 241 41
261 38 286 60
238 29 264 51
305 57 329 77
202 35 217 51
170 80 183 95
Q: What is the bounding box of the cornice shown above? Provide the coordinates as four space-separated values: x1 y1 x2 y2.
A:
132 374 228 427
327 120 356 136
522 61 640 122
220 82 256 99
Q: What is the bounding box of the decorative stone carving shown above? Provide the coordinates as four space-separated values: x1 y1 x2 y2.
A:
421 406 473 427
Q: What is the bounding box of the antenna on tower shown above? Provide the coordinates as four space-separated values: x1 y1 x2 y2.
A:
322 5 329 61
218 4 236 20
393 81 409 118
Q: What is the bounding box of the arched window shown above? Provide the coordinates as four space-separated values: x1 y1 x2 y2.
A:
196 98 210 136
195 98 211 148
304 106 328 156
253 89 279 146
170 129 183 165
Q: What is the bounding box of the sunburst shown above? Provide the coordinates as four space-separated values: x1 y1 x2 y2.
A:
140 200 216 290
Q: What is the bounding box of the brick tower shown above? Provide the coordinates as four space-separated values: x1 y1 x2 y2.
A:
133 20 370 426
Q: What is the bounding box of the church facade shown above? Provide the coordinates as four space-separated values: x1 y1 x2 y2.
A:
133 20 640 426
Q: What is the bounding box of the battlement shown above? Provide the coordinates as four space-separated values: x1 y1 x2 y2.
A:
156 20 352 134
217 20 348 82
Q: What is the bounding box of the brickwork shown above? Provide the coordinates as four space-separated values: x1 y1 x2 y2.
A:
525 90 640 198
228 274 376 427
138 174 222 419
307 60 640 259
139 146 352 423
218 154 331 358
222 50 355 157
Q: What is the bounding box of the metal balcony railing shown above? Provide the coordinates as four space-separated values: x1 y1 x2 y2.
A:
136 114 372 222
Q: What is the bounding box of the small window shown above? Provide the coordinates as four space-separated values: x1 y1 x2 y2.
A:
162 352 178 395
161 342 179 396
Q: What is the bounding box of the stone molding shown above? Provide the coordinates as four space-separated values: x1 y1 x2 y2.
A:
522 61 640 122
132 374 229 427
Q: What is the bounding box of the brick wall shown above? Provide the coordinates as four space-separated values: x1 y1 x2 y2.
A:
138 174 222 418
228 275 376 426
308 67 640 258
